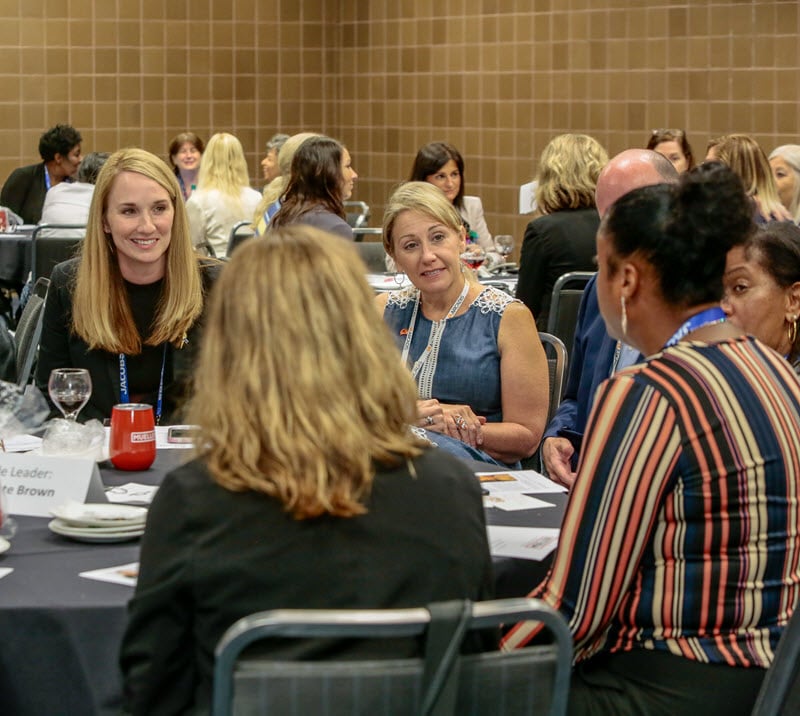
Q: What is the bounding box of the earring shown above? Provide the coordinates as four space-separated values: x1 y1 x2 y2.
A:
620 296 628 337
789 315 798 347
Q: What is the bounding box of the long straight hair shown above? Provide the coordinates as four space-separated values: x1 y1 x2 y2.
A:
195 133 252 211
72 148 204 353
187 225 426 519
270 136 347 228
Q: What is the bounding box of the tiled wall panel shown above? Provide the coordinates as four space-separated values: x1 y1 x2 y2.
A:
0 1 798 242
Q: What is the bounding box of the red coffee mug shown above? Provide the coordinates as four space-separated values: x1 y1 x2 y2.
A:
109 403 156 471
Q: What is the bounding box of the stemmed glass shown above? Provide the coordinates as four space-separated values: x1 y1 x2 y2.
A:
48 368 92 421
495 235 515 260
460 246 487 272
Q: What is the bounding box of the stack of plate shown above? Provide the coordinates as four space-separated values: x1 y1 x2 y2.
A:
48 503 147 543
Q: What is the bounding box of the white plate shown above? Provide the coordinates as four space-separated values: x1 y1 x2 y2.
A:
50 503 147 528
0 537 9 554
48 520 144 543
49 518 145 535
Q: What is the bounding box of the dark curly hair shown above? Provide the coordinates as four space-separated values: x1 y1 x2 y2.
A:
38 124 82 162
603 162 755 307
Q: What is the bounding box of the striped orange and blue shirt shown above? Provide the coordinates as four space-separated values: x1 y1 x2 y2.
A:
503 336 800 668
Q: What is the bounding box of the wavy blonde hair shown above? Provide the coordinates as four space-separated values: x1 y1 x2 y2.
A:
534 134 608 214
187 225 426 519
713 134 785 219
252 132 320 230
72 148 204 353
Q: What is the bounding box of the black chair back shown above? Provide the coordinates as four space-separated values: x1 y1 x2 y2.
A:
227 221 256 257
14 276 50 386
354 239 388 273
212 598 572 716
344 201 370 229
546 271 594 359
31 224 86 281
751 605 800 715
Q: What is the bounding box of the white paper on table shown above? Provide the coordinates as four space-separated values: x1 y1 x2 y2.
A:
519 181 538 214
483 493 554 511
0 568 13 579
478 470 567 494
79 561 139 587
487 525 560 561
1 434 43 452
105 482 159 505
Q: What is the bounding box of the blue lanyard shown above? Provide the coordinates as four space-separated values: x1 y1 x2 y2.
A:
119 344 168 424
664 307 727 348
44 166 51 191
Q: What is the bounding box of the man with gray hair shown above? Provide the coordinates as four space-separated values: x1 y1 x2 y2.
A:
260 133 289 183
541 149 679 487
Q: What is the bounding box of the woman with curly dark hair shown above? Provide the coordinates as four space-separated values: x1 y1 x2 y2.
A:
504 163 800 715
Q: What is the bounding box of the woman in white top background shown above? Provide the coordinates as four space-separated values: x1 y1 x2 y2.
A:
408 141 500 264
185 132 262 257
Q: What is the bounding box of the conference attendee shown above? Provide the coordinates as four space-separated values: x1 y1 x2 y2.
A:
541 149 679 487
120 226 494 715
167 131 204 201
260 132 289 183
504 164 800 716
39 151 110 237
185 133 262 257
646 128 694 173
516 133 608 330
768 144 800 223
409 141 499 262
710 134 792 223
0 124 83 224
252 132 319 235
723 221 800 373
35 148 219 423
269 135 356 240
378 181 549 467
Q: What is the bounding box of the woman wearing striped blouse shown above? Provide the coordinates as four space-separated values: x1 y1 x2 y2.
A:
503 163 800 714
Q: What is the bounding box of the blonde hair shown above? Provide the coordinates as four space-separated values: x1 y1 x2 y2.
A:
534 134 608 214
713 134 785 219
72 148 204 353
187 225 426 519
196 133 252 212
382 181 465 256
769 144 800 223
252 132 320 229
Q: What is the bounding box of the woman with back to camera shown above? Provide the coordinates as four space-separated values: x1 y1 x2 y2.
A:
377 181 549 467
503 163 800 715
768 144 800 223
167 131 204 201
708 133 792 223
646 128 694 173
35 148 220 424
185 132 262 258
120 226 494 715
409 141 500 263
723 221 800 373
516 133 608 330
252 132 319 235
269 135 357 240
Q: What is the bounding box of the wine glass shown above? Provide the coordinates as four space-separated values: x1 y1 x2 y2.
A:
0 477 16 543
460 246 487 272
48 368 92 421
495 235 515 259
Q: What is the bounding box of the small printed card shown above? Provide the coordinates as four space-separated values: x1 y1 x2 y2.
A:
487 525 560 561
105 483 159 505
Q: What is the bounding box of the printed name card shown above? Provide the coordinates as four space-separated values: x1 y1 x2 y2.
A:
0 454 106 517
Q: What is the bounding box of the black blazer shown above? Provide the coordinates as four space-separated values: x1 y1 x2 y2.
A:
35 258 221 423
0 162 47 225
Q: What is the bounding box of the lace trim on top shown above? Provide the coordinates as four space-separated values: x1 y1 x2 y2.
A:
386 285 518 314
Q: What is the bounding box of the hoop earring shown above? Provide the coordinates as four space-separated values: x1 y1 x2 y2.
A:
789 315 798 347
620 296 628 338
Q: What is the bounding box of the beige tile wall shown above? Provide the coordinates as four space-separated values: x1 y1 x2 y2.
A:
1 0 798 242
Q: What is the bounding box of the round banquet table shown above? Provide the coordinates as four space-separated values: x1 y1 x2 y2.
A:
0 451 564 716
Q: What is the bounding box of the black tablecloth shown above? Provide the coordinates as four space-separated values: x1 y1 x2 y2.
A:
0 451 564 715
